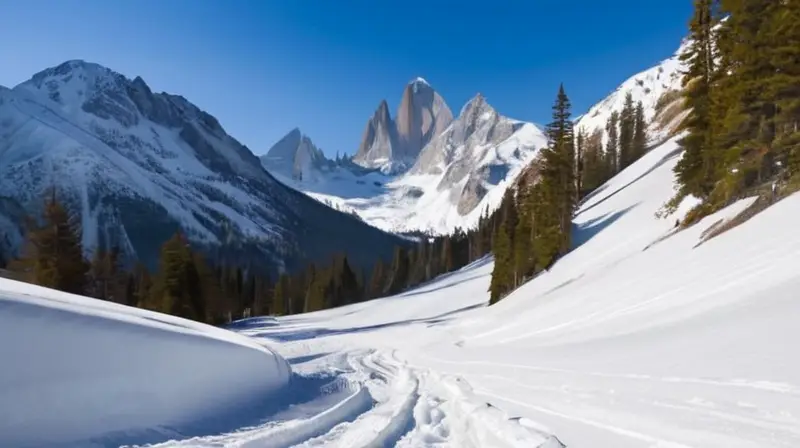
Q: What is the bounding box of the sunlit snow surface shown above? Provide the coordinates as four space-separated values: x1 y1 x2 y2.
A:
5 135 800 447
229 136 800 447
0 282 291 448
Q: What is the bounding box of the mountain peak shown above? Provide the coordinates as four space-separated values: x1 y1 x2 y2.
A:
459 92 494 119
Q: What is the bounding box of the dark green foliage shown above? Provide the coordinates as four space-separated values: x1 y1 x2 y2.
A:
606 111 620 174
668 0 800 221
10 189 89 295
619 92 636 170
489 225 512 304
634 100 648 160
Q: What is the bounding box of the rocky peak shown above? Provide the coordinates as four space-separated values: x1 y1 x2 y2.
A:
261 128 328 181
353 77 452 172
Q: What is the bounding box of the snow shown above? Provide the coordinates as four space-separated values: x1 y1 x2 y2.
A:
576 39 690 145
0 279 291 448
9 132 800 446
265 120 546 236
204 134 798 447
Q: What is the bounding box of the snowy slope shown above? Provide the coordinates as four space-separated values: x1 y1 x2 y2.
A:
264 95 547 235
0 278 290 448
575 39 689 145
0 61 405 273
223 134 800 447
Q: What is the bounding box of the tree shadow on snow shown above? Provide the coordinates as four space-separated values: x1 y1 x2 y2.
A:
578 146 681 217
254 303 484 343
571 202 639 250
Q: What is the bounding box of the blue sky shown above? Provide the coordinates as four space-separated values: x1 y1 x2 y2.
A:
0 0 692 157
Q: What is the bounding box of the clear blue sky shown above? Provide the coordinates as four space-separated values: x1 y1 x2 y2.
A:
0 0 692 157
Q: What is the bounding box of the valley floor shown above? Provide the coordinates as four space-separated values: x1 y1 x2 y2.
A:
150 137 800 447
4 135 800 447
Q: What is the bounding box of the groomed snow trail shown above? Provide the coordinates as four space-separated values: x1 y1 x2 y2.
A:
215 135 800 447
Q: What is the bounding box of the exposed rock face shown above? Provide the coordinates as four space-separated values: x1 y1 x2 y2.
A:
394 78 453 162
353 78 452 172
354 100 397 169
411 93 544 217
261 128 328 181
0 60 406 273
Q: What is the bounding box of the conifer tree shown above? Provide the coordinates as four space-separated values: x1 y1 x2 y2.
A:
575 127 586 196
367 257 386 299
531 85 576 265
386 246 409 295
633 100 648 160
606 111 620 174
489 224 512 304
150 233 205 321
272 274 289 316
14 190 89 295
619 92 636 170
672 0 720 202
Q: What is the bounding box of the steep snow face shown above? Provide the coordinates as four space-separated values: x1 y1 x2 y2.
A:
353 78 453 173
0 277 291 447
0 60 404 272
575 39 690 144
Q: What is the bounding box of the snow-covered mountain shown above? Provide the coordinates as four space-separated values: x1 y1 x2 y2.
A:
353 78 453 173
263 36 691 237
260 128 332 182
575 39 689 144
263 92 546 235
0 60 405 272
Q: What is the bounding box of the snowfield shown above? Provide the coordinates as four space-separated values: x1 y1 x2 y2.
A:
5 132 800 447
0 281 291 448
230 135 799 447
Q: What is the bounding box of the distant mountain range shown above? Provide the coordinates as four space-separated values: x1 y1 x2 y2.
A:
0 61 406 274
0 34 689 273
260 38 688 236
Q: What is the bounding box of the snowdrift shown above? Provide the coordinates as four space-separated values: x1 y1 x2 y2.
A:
0 279 291 447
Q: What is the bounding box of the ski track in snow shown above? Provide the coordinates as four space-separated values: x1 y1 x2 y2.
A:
5 134 800 446
165 134 798 448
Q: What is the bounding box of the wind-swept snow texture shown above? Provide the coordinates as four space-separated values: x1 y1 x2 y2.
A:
0 280 291 448
236 134 800 447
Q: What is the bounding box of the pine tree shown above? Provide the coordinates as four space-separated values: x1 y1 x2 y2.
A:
633 100 648 160
367 257 386 299
531 85 576 266
575 127 586 196
272 274 289 316
386 246 409 295
672 0 721 202
606 111 620 174
489 224 512 304
619 92 636 170
13 190 89 295
150 233 205 321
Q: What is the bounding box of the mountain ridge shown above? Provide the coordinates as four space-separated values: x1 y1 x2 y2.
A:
0 59 407 273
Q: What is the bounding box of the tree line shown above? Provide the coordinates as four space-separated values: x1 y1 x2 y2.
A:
488 84 649 303
668 0 800 223
1 189 500 323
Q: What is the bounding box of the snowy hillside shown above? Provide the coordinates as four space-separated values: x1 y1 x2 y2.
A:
224 135 800 447
0 60 405 272
263 94 547 235
575 39 689 144
0 278 290 447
